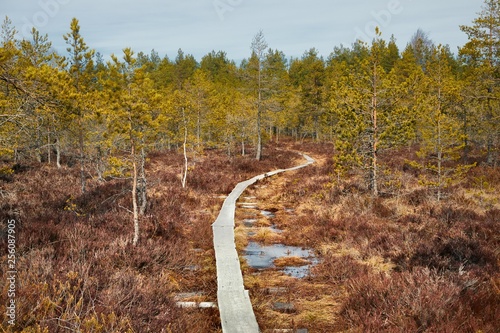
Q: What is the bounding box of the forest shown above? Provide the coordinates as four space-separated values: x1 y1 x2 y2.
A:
0 0 499 332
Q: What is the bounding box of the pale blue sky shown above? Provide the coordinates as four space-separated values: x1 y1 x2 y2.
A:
2 0 484 62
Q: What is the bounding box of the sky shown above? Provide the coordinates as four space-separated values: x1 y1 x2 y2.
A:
2 0 485 63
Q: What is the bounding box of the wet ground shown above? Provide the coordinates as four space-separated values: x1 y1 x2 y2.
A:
241 209 318 278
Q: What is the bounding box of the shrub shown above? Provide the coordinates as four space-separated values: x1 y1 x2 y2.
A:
338 268 493 333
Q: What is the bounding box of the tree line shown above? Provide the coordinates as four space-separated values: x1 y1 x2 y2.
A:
1 1 499 242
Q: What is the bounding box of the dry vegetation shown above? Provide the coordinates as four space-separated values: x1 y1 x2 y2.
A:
0 145 297 332
1 141 499 332
237 141 499 332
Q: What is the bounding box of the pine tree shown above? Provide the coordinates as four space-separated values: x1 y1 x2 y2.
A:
174 48 198 90
460 0 500 166
106 48 158 246
380 53 422 161
263 49 290 142
0 17 22 163
186 69 212 151
62 18 95 193
0 20 58 165
20 28 57 164
198 51 241 150
330 36 387 195
289 48 326 141
200 50 238 86
411 45 474 200
330 31 415 195
382 35 400 72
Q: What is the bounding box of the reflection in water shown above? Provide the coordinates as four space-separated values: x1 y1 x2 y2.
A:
244 242 318 278
260 210 276 218
243 219 258 227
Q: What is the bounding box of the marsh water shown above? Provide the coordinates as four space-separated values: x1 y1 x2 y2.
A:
242 209 318 278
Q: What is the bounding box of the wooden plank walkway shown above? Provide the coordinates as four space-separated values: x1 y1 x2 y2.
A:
212 153 314 333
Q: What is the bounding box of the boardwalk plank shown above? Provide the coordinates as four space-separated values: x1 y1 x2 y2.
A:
212 153 314 333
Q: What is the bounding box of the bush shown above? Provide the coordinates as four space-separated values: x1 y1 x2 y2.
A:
338 268 495 333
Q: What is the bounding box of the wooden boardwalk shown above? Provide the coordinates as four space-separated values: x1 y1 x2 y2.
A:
212 154 314 333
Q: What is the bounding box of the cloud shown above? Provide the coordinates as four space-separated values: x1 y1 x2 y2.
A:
3 0 484 62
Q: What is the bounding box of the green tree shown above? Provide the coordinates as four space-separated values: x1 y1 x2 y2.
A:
333 37 385 195
382 35 400 72
174 48 198 89
0 19 59 166
107 48 159 246
0 19 21 163
411 45 474 200
200 50 238 86
198 52 240 148
330 32 414 195
20 28 58 164
289 49 326 141
384 44 423 147
149 55 175 89
136 49 162 74
263 49 291 142
460 0 500 166
62 18 95 193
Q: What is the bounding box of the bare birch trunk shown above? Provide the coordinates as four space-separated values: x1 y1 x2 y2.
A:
256 91 262 161
131 144 140 246
371 62 379 197
47 131 51 165
79 127 86 193
252 31 267 161
181 107 188 189
139 147 147 215
56 136 61 168
436 87 443 202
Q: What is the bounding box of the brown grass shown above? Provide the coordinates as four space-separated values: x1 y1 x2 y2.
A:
251 228 285 244
1 140 498 332
273 256 310 268
0 144 299 332
236 142 500 333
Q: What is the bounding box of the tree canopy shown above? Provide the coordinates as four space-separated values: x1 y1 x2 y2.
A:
1 2 500 241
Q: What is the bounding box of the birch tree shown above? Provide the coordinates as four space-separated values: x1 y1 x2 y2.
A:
250 30 268 160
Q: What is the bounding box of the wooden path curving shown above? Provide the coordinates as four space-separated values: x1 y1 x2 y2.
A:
212 153 314 333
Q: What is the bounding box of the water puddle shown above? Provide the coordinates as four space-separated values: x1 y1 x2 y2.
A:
241 206 318 278
243 218 258 227
270 225 283 233
240 204 258 209
261 210 276 218
244 242 318 278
